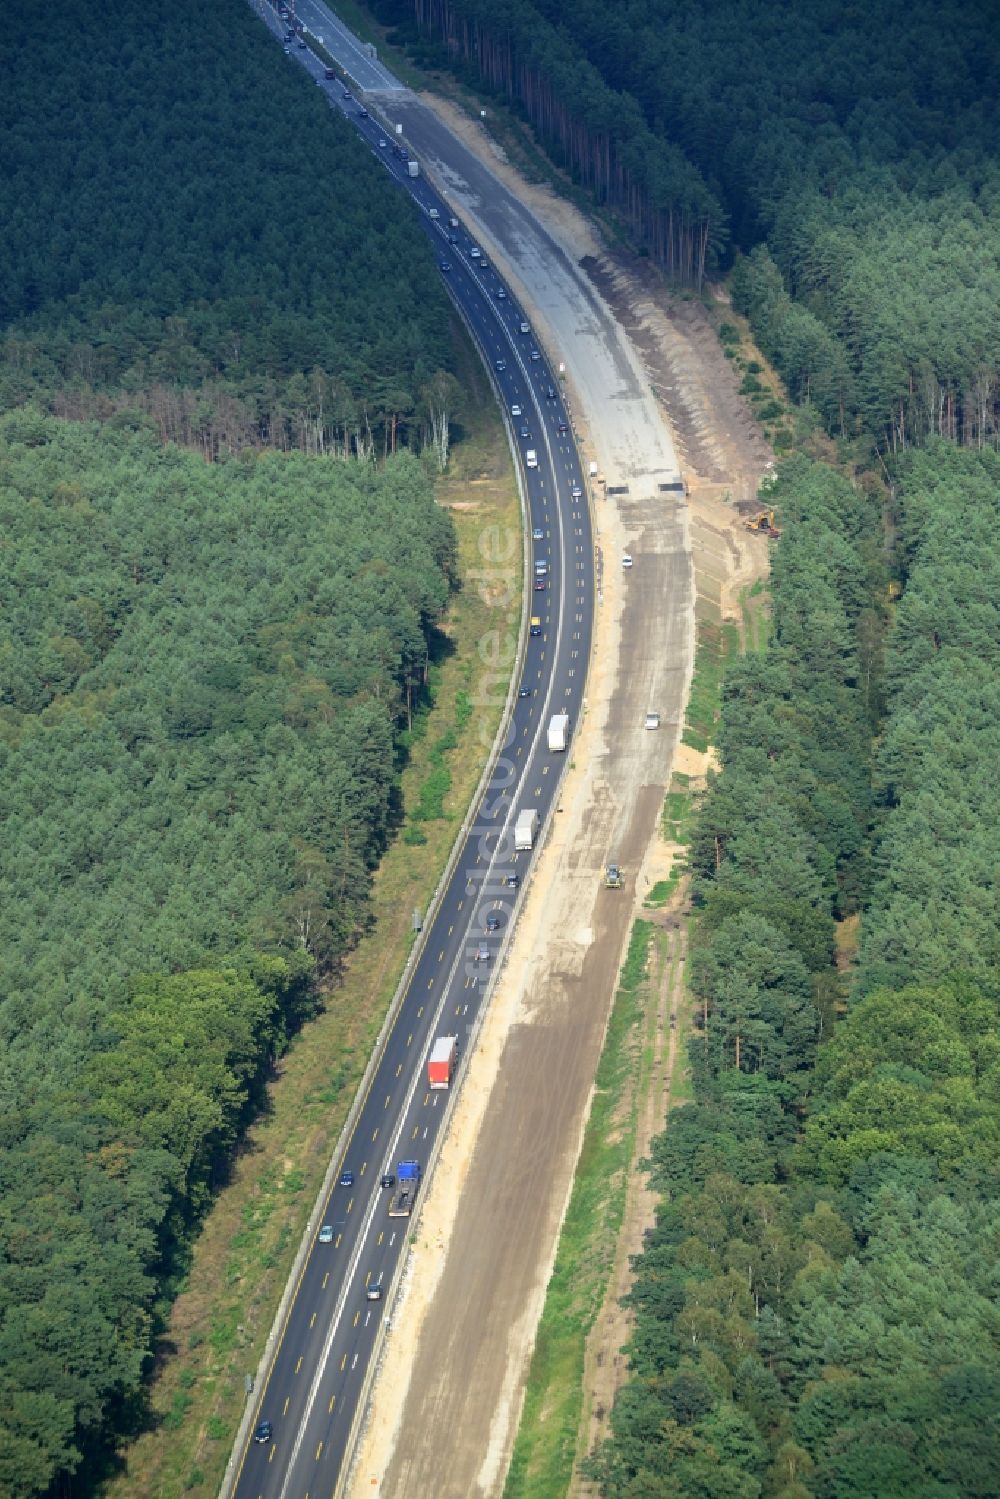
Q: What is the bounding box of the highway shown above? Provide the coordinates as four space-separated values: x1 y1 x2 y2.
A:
230 7 596 1496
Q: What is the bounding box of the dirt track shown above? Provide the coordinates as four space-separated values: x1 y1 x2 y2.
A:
348 90 769 1499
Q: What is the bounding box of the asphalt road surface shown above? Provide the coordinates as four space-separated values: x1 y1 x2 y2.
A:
229 10 595 1498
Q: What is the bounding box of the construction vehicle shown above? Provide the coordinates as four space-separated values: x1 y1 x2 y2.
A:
744 509 782 538
604 863 623 889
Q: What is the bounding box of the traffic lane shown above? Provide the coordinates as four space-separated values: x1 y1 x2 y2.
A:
292 0 401 91
264 657 588 1494
244 742 547 1467
238 29 589 1484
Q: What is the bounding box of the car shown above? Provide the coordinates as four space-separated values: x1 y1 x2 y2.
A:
511 403 522 417
557 420 569 435
318 1224 334 1243
504 872 520 888
297 37 307 48
378 138 387 148
518 687 532 699
530 349 541 361
495 358 507 372
570 482 583 499
366 1286 383 1302
519 425 531 439
534 578 546 591
519 321 530 334
343 88 351 98
254 1420 273 1445
546 384 556 399
496 288 507 300
283 43 291 53
358 107 369 118
532 526 544 540
324 66 336 78
469 246 482 259
623 553 634 568
449 216 459 227
475 941 490 964
380 1172 395 1189
440 260 452 272
448 233 458 244
644 712 660 731
486 913 503 932
339 1169 355 1188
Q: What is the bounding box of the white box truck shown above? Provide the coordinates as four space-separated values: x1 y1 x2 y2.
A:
526 449 538 469
547 713 570 752
514 809 539 851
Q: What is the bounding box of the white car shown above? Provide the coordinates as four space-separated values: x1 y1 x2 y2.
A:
511 403 522 417
644 712 660 730
622 553 633 569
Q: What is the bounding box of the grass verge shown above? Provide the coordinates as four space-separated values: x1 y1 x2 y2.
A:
502 922 653 1499
105 325 519 1498
681 617 740 752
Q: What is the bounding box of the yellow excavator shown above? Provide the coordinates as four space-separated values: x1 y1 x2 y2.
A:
744 509 782 538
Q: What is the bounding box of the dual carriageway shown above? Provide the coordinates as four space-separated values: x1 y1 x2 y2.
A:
230 6 597 1495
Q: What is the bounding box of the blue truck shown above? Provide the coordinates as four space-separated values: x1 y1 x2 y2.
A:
388 1160 421 1218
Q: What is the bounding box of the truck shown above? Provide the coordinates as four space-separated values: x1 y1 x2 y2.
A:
526 449 538 469
388 1160 421 1217
547 713 570 752
407 160 419 178
427 1036 459 1089
515 808 539 851
529 616 542 637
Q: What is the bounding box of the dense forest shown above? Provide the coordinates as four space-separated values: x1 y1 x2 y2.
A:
0 0 455 459
0 0 463 1491
376 0 1000 451
0 417 455 1495
586 452 1000 1497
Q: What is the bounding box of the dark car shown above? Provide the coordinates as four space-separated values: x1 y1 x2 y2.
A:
380 1172 395 1189
533 578 546 591
358 107 369 118
297 37 307 48
440 261 452 272
486 913 503 932
343 88 351 98
495 358 507 372
504 872 520 888
254 1421 273 1445
339 1169 355 1188
518 687 532 698
557 419 569 435
448 233 458 244
532 526 544 541
324 66 336 78
519 425 531 439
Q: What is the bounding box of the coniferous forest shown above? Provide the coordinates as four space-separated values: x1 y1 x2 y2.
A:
3 0 1000 1494
0 2 458 1493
